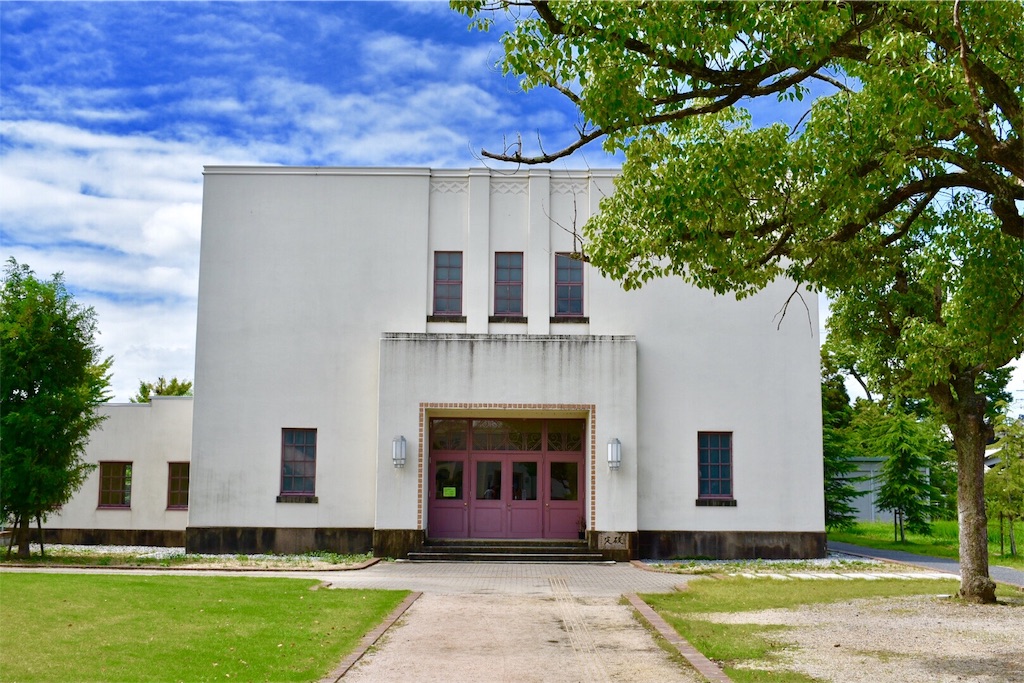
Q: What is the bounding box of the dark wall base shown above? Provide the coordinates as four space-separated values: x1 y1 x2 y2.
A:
186 527 373 555
639 530 826 560
38 529 185 547
373 529 426 558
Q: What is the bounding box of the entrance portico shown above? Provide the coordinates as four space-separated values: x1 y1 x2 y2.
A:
373 333 639 559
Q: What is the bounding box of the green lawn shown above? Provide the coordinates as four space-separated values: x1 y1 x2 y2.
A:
828 519 1024 571
0 573 408 683
642 575 965 683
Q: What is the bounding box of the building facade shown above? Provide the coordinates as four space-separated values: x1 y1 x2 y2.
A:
183 167 825 560
42 396 193 546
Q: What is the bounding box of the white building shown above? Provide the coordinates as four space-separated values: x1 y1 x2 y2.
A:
46 167 826 561
42 396 193 546
185 167 824 560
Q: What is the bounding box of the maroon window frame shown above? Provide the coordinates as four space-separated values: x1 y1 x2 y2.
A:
98 461 132 508
494 252 523 315
281 428 316 496
554 253 584 317
698 432 733 499
433 251 463 316
167 462 189 509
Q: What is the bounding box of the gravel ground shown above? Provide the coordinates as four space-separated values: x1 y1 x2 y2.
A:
703 593 1024 683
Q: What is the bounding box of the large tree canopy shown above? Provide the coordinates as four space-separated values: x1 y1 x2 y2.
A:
459 1 1021 289
0 259 112 557
457 0 1024 602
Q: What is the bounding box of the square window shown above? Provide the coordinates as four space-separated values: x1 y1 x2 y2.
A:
167 462 189 509
98 462 132 508
281 428 316 495
433 251 463 316
554 254 584 317
697 431 733 500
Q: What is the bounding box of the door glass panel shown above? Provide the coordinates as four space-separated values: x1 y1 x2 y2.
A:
476 461 502 500
434 461 464 500
549 462 579 501
512 462 537 500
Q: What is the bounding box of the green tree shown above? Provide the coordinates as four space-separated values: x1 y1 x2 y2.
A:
1 259 112 557
821 354 865 531
130 376 193 403
854 404 946 541
457 0 1023 603
986 410 1024 556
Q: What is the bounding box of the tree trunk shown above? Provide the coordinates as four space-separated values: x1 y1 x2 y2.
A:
17 514 30 558
1010 519 1018 557
930 377 997 604
36 513 44 558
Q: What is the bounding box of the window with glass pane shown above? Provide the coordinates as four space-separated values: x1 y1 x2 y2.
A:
433 251 463 315
434 461 464 499
430 419 468 451
98 462 132 508
476 461 502 500
555 253 583 316
281 428 316 495
167 462 189 509
698 432 733 499
549 462 579 501
494 252 523 314
512 462 537 500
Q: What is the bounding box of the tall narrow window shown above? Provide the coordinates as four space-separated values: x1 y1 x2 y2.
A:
554 253 584 317
98 462 132 508
494 252 523 315
167 462 190 509
281 428 317 496
698 432 733 499
433 251 463 316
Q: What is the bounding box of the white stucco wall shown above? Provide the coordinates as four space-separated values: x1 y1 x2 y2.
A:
190 166 824 538
45 397 193 531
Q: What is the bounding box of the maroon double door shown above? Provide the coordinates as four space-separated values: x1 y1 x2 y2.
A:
427 418 585 540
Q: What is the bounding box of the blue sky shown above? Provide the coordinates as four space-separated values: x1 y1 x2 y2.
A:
2 1 1021 408
2 1 599 401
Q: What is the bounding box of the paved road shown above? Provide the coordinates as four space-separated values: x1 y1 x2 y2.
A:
828 541 1024 588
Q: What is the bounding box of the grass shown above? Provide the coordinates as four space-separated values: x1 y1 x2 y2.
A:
828 519 1024 571
641 576 965 683
0 573 408 683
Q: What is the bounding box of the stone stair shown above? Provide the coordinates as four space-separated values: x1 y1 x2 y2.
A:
406 538 607 563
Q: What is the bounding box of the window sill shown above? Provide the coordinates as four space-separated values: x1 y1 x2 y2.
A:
427 315 467 323
277 495 318 504
97 505 131 510
695 498 737 507
550 316 589 324
166 505 188 511
489 316 527 324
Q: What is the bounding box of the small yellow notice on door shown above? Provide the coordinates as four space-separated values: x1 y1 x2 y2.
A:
442 487 457 498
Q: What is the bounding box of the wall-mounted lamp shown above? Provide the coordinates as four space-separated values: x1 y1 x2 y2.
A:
392 436 407 468
607 437 622 470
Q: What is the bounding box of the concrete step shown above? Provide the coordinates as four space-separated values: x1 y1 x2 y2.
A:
407 538 605 563
406 551 607 563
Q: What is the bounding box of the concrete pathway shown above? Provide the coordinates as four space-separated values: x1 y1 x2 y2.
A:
322 562 704 683
828 541 1024 588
